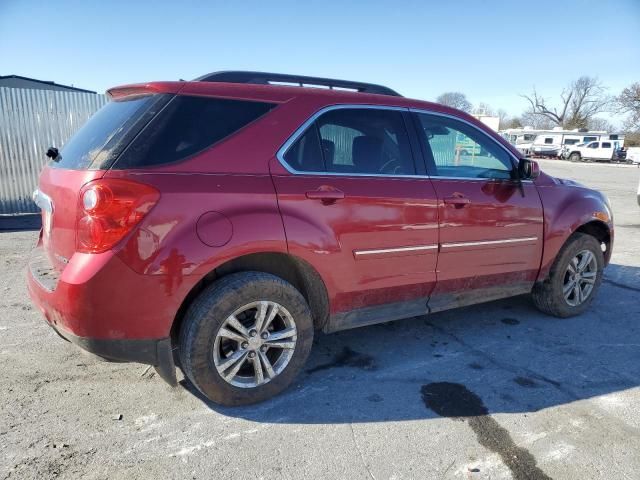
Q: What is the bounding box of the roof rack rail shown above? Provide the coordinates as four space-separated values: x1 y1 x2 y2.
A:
194 71 401 97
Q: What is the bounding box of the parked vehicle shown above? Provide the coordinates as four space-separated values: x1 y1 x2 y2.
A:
627 147 640 165
503 127 624 159
28 71 614 405
564 141 617 162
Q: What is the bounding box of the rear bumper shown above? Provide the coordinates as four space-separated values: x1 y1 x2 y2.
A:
26 244 189 385
47 322 177 385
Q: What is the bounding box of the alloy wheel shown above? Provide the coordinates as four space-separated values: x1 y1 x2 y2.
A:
213 301 297 388
562 249 598 307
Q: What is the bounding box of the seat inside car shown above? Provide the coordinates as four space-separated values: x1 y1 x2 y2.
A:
352 135 383 174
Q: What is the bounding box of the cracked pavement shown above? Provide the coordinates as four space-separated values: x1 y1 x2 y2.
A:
1 159 639 479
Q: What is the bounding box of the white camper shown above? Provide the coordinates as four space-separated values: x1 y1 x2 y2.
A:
501 127 625 159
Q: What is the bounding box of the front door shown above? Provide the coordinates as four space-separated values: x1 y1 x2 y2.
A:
271 107 439 329
412 111 544 312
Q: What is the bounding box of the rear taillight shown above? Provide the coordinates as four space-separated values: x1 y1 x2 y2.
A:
76 179 159 253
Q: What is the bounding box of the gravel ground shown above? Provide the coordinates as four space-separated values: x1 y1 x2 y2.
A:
1 159 639 480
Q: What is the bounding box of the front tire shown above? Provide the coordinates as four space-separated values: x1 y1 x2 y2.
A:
179 272 314 406
569 152 581 162
531 233 604 318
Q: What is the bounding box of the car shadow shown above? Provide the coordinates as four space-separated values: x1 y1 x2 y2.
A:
181 263 640 424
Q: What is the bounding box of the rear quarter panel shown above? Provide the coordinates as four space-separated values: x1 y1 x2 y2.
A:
106 170 288 305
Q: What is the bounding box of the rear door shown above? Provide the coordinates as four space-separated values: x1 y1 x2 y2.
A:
411 111 544 312
271 106 439 327
598 142 614 160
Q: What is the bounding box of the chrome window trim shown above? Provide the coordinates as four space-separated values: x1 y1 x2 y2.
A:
409 108 524 178
275 104 531 183
441 237 538 249
354 244 438 256
276 104 424 178
430 176 533 183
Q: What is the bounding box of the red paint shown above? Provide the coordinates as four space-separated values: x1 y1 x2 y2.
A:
28 79 613 345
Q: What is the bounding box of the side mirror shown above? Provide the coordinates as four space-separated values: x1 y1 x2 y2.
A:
518 158 540 180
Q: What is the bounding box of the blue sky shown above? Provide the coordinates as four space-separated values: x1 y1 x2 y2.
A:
1 0 639 121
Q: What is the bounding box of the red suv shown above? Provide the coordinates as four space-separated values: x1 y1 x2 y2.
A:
28 72 613 405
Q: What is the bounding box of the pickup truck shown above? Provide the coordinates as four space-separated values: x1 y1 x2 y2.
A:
562 141 616 162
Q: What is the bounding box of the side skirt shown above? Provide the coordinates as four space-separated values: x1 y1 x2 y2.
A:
325 283 533 333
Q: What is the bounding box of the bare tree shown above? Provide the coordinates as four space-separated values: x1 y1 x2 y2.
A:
587 117 614 132
497 109 509 125
520 111 555 129
522 76 610 129
615 82 640 130
502 117 523 129
473 102 495 116
436 92 472 113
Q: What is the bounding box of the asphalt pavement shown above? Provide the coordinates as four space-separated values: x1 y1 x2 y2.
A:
1 159 639 479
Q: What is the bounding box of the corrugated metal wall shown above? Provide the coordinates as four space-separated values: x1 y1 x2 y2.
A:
0 87 108 214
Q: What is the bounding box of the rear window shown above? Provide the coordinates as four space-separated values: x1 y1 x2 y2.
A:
114 96 276 168
53 94 170 170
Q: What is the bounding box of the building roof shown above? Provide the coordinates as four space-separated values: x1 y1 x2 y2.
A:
0 75 97 94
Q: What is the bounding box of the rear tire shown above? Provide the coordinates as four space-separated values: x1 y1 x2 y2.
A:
179 272 314 406
531 233 604 318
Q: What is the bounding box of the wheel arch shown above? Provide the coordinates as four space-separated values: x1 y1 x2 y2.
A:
575 219 612 264
170 252 330 343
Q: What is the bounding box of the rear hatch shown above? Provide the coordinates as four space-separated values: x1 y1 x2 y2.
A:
36 91 172 272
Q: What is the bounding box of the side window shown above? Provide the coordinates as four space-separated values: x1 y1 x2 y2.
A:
116 96 275 168
416 113 514 180
283 125 324 172
316 109 415 175
588 142 599 149
544 137 554 144
282 108 415 176
602 142 611 148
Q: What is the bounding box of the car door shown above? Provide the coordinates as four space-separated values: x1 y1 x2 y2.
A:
411 111 544 312
585 142 599 158
271 106 439 330
599 142 614 160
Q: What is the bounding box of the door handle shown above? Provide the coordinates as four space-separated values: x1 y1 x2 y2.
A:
443 195 470 207
306 187 345 204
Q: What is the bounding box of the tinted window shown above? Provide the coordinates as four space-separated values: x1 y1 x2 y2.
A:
602 142 611 148
316 109 415 175
544 137 554 144
564 139 580 145
283 124 324 172
588 142 599 148
116 96 275 168
283 108 415 175
54 95 170 170
416 113 513 179
609 134 618 140
583 136 597 143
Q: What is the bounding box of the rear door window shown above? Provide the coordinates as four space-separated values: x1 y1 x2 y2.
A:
116 96 276 168
282 108 416 176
